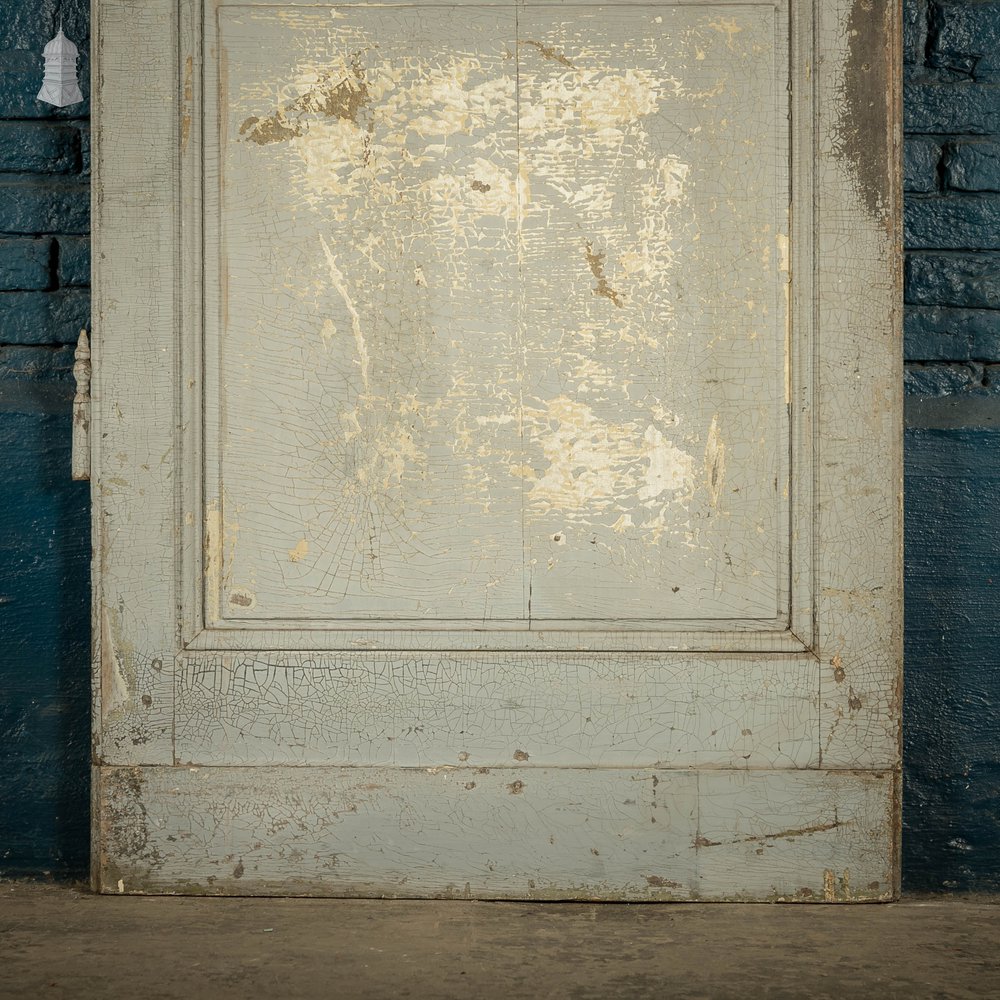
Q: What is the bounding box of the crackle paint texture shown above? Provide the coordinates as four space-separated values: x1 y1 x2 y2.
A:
89 0 901 900
2 0 1000 895
211 6 784 626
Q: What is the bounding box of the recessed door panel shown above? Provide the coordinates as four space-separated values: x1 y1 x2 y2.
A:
208 3 789 628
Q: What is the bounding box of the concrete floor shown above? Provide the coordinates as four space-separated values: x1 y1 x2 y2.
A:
2 883 999 999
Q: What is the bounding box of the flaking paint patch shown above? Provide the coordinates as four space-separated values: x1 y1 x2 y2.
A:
204 502 222 622
823 869 837 901
320 235 370 393
704 416 726 507
584 241 623 308
707 18 744 49
526 396 695 531
101 606 132 719
181 55 193 153
240 54 370 145
777 232 791 405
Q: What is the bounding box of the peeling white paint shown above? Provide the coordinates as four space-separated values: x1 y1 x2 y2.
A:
320 235 370 393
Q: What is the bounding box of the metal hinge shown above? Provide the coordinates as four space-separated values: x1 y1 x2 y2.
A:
72 328 91 481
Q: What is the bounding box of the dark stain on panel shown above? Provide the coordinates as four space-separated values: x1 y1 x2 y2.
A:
835 0 894 226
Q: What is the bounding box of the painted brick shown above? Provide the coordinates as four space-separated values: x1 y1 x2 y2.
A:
906 252 1000 308
0 367 89 875
78 123 90 176
0 343 75 383
0 0 89 120
905 194 1000 249
0 0 90 50
56 236 89 288
0 178 89 235
904 429 1000 892
930 2 1000 79
904 137 941 193
906 306 1000 360
0 122 78 174
904 0 927 67
945 140 1000 192
905 83 1000 134
0 238 53 291
0 289 90 345
904 361 1000 397
0 0 92 881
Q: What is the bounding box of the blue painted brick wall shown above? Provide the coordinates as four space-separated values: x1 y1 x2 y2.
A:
905 0 1000 891
0 0 90 878
2 0 1000 889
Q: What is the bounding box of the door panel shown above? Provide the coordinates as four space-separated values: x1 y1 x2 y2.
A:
99 765 893 900
213 5 526 622
91 0 902 898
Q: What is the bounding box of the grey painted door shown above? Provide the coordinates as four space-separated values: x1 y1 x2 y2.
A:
91 0 902 899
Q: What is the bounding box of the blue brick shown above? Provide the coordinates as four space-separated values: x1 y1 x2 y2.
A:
0 0 89 49
905 137 941 193
0 178 89 236
0 122 78 174
945 141 1000 192
0 394 90 877
905 195 1000 249
904 0 928 66
56 236 88 287
904 361 1000 397
0 238 53 291
906 252 1000 308
0 344 75 383
78 123 89 176
906 306 1000 360
931 2 1000 79
905 83 1000 134
0 289 90 345
0 0 91 884
905 429 1000 892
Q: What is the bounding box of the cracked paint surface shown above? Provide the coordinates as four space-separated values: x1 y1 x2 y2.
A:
89 0 901 900
211 4 787 623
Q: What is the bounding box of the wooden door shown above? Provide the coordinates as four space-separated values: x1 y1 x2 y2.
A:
91 0 902 899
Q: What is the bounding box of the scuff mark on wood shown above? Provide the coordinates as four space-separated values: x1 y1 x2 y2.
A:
834 0 893 225
180 55 193 152
101 606 133 720
644 874 683 888
520 39 575 69
704 416 726 507
736 820 846 844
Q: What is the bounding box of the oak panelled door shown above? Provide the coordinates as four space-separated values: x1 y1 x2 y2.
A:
90 0 901 899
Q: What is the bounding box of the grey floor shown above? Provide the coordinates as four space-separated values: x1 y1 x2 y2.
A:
2 882 999 999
